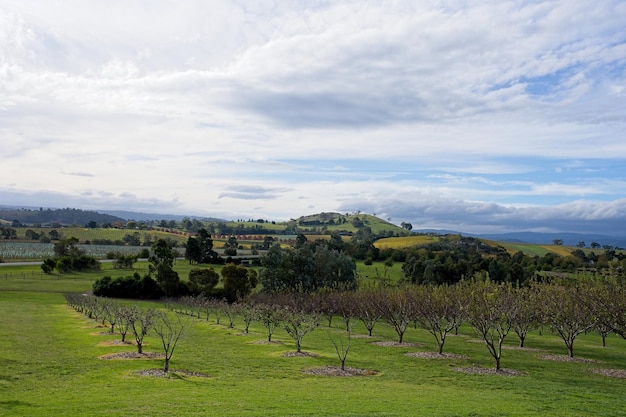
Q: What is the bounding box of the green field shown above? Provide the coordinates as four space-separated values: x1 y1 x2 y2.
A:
1 262 626 416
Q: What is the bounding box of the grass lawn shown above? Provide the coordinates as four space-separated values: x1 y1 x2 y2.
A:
1 265 626 416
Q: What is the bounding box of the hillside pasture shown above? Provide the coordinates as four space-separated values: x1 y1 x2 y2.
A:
374 235 439 249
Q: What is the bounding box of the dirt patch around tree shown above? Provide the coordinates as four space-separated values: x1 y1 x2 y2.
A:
99 352 164 360
454 367 527 376
370 341 423 348
302 366 378 377
405 351 468 359
502 345 543 352
282 351 320 358
590 368 626 379
133 369 211 378
97 340 134 347
90 331 117 336
249 340 285 345
538 354 599 363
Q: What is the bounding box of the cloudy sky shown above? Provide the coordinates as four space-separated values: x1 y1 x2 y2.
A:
1 1 625 234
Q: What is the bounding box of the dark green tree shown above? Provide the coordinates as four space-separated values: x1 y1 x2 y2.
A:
221 263 258 302
149 239 180 297
188 268 220 295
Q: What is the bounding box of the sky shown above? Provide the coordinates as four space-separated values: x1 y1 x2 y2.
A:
1 0 625 235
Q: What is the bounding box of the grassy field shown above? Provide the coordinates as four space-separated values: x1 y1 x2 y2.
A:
374 235 439 250
1 263 626 416
9 227 190 244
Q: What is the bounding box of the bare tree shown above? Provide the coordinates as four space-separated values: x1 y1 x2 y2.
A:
116 305 134 343
335 291 359 332
328 326 352 371
354 289 383 337
413 285 463 354
377 288 415 344
224 302 240 329
511 285 541 348
129 307 157 354
588 281 626 342
100 299 119 334
255 303 284 342
539 283 596 358
152 311 194 373
282 306 319 353
466 281 517 370
240 302 257 334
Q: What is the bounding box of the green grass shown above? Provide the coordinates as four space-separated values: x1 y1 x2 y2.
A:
11 227 190 244
1 266 626 416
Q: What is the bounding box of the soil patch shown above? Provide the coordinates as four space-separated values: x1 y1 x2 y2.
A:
97 340 134 347
99 352 164 360
282 351 320 358
302 366 378 377
133 369 211 378
90 331 117 336
371 341 423 348
250 340 285 345
454 367 527 376
502 345 543 352
405 351 468 359
590 368 626 379
539 354 598 363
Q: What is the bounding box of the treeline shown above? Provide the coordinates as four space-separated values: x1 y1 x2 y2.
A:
40 237 100 273
389 236 626 285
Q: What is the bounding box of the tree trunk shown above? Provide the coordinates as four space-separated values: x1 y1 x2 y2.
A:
163 358 169 373
137 342 143 354
519 335 525 348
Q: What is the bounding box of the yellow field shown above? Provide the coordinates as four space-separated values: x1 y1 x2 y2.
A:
374 235 439 249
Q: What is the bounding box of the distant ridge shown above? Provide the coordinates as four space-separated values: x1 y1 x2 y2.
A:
0 207 124 225
98 210 226 223
416 229 626 249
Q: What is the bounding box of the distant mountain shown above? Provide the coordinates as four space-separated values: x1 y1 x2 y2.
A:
473 232 626 249
98 210 227 222
416 229 626 249
98 210 225 222
0 207 124 226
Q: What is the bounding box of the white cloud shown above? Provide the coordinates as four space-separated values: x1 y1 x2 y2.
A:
0 0 625 234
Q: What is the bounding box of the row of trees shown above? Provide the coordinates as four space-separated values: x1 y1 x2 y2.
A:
69 276 626 374
169 278 625 370
64 294 192 372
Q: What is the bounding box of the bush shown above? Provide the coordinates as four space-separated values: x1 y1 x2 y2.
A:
93 273 162 299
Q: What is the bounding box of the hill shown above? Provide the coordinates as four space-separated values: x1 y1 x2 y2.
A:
290 212 406 236
0 207 124 226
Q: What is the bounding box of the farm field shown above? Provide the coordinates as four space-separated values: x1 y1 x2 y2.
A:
1 264 625 416
374 235 440 249
8 227 190 244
